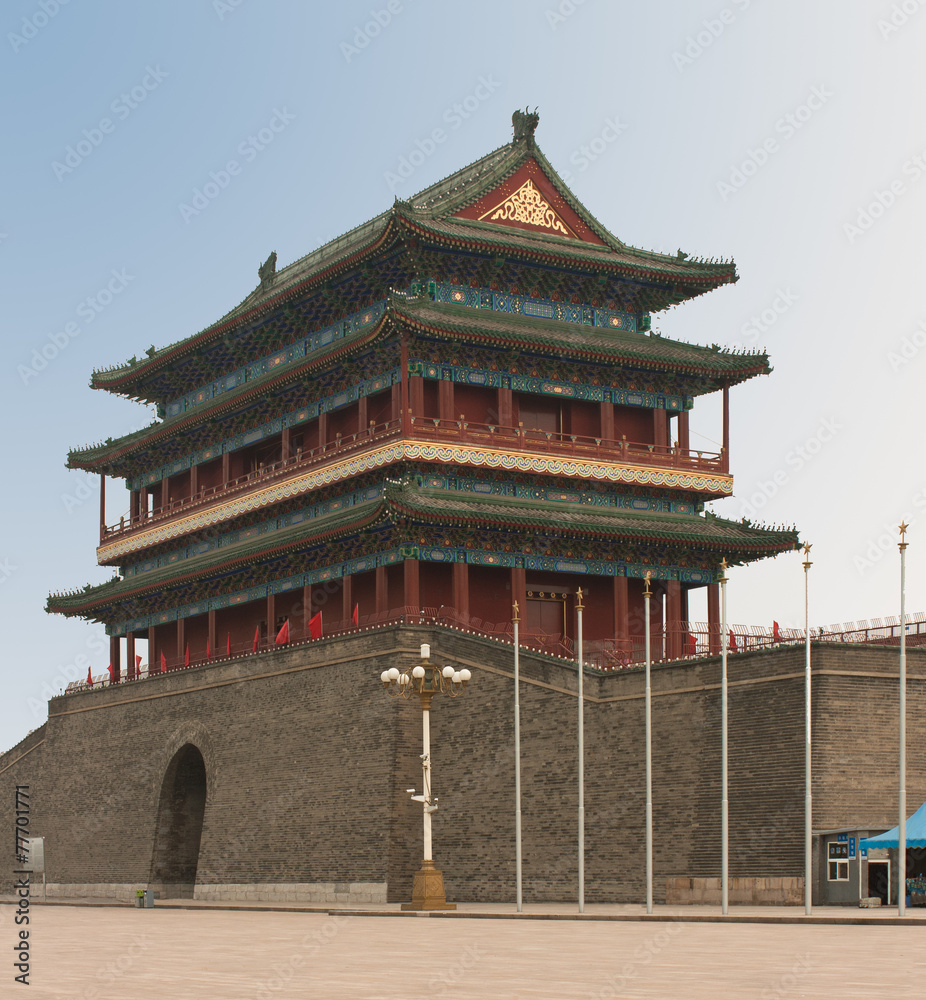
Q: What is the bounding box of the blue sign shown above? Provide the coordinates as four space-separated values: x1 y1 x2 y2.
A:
837 833 848 842
849 837 856 859
861 847 868 859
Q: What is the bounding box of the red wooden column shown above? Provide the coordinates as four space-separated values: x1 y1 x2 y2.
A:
160 476 170 512
707 583 721 654
281 426 291 462
722 385 730 473
391 383 402 426
302 584 314 637
208 609 216 659
176 617 185 669
497 386 513 428
510 566 527 626
99 474 106 541
613 576 630 653
678 409 690 453
342 574 353 626
318 411 328 449
222 450 230 486
409 376 424 422
404 558 420 613
126 631 136 681
600 401 615 442
357 395 368 436
400 333 410 436
189 463 199 498
129 490 138 524
666 581 682 659
266 594 276 647
452 561 470 622
148 625 157 673
653 408 668 452
439 380 455 423
375 567 388 616
109 635 121 683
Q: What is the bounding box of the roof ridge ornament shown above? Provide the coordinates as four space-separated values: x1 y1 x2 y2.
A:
258 251 277 292
512 107 539 142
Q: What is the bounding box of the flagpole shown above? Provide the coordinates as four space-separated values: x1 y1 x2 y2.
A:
898 522 909 916
644 573 653 915
513 601 523 913
576 588 585 914
802 542 813 916
719 558 729 915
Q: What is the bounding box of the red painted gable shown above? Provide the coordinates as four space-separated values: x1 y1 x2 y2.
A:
453 159 606 245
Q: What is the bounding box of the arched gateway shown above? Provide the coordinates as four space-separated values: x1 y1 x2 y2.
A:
149 743 208 899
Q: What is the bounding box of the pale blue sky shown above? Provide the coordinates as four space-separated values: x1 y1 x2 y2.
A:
2 0 924 749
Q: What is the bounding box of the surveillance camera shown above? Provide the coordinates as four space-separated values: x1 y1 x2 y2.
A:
406 788 416 794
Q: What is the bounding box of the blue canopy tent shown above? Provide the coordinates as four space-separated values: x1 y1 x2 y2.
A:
861 800 926 849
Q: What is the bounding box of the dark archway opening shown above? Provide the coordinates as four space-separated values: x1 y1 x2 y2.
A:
150 744 207 899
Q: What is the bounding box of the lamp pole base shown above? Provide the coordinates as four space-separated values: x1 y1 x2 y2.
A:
400 859 457 911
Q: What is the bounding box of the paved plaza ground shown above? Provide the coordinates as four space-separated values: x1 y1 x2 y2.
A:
1 899 924 998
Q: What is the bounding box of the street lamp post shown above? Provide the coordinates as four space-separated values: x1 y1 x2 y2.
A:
719 558 729 915
381 643 472 911
802 542 813 916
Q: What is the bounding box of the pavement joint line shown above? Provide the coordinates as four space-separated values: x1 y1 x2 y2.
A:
3 897 925 925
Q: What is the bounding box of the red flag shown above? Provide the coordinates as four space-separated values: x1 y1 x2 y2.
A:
275 619 290 645
86 666 94 687
135 654 142 670
352 603 358 626
206 637 212 659
728 630 738 652
308 611 322 639
772 620 781 641
106 663 114 683
160 650 167 673
226 633 231 656
685 633 697 655
252 625 260 652
184 643 190 667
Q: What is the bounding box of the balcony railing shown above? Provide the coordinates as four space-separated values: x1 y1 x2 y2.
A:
103 418 725 541
64 608 926 694
410 416 724 472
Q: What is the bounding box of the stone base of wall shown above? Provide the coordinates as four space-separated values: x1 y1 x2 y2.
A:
193 882 388 904
666 877 804 905
46 883 146 902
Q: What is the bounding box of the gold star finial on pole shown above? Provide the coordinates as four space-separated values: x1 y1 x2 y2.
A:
643 571 652 597
899 522 909 550
802 541 812 569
